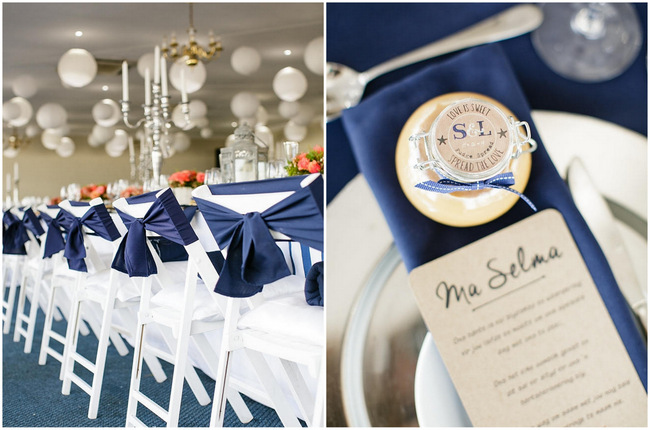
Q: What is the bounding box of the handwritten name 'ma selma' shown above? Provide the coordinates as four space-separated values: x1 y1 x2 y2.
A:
435 245 562 309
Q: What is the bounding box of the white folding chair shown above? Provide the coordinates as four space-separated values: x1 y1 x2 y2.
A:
113 188 252 427
2 207 42 334
193 173 325 427
47 198 168 419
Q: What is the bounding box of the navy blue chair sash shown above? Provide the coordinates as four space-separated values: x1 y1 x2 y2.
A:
194 175 324 298
22 208 45 238
112 188 198 277
3 210 28 255
41 211 67 259
58 203 121 272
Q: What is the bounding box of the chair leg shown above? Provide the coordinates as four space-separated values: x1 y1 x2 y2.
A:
12 265 31 342
39 284 59 365
3 258 21 334
62 296 83 392
125 322 146 427
311 358 326 427
245 350 301 427
280 359 314 425
209 349 233 427
23 274 45 354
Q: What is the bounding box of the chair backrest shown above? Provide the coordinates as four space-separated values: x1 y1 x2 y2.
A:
192 173 324 298
57 198 122 273
112 188 220 290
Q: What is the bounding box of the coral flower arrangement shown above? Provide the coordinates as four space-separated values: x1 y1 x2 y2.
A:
285 145 324 176
168 170 205 188
80 184 109 201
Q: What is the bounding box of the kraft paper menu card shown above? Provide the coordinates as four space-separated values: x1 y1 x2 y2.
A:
410 209 647 427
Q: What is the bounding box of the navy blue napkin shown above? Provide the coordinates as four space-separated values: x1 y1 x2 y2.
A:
342 44 646 389
305 261 324 307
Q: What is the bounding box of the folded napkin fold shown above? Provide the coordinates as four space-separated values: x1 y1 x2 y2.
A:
342 44 647 389
305 261 324 306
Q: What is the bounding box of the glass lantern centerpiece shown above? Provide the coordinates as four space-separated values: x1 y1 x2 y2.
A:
220 123 258 183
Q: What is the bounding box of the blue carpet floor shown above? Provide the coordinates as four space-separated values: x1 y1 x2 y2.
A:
2 296 286 427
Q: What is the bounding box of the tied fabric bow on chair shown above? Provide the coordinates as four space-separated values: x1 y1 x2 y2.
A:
194 175 324 298
22 208 45 238
112 188 199 277
40 210 67 259
3 210 29 255
57 203 121 272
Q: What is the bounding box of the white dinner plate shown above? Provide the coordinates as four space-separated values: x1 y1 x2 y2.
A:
328 111 647 427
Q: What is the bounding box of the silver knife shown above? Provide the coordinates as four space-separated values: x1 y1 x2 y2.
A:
567 158 647 332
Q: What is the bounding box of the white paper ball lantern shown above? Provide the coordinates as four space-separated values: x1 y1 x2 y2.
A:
230 92 260 120
284 121 307 142
57 48 97 88
56 137 76 157
36 103 67 129
193 117 209 128
173 132 191 152
87 133 103 147
304 37 324 75
25 124 41 138
92 99 120 127
12 75 38 98
3 147 19 159
225 134 236 147
278 100 301 119
137 52 155 79
2 101 21 121
254 124 274 148
231 46 261 76
200 127 213 139
172 104 193 130
256 105 269 125
5 97 33 127
105 143 124 158
189 100 207 119
91 124 115 144
169 59 206 94
41 128 63 150
273 67 308 102
107 129 129 152
51 123 71 136
293 105 316 126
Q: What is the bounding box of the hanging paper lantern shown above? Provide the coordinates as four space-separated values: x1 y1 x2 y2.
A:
189 100 207 119
278 101 301 119
57 48 97 88
137 52 155 79
87 133 103 148
273 67 308 102
105 143 124 158
169 59 207 94
107 129 129 152
230 92 260 120
56 137 76 157
91 124 115 144
284 121 307 142
200 128 213 139
231 46 261 76
225 133 236 147
12 75 38 98
92 99 120 127
25 124 41 138
4 97 33 127
292 105 316 126
41 128 63 150
304 37 324 75
193 117 209 128
36 103 67 129
3 147 19 159
173 132 191 152
2 101 21 122
51 123 71 136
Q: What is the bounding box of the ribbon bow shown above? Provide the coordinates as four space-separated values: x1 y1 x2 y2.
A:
194 175 324 298
112 188 198 277
3 210 29 255
22 208 45 238
58 204 121 272
41 210 67 259
415 172 537 211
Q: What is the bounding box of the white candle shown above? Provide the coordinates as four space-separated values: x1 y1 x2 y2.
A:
181 68 188 103
154 45 161 84
13 162 19 183
145 68 151 105
122 61 129 102
6 174 11 193
161 57 168 97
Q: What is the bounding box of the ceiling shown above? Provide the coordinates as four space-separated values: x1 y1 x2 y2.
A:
2 2 324 154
